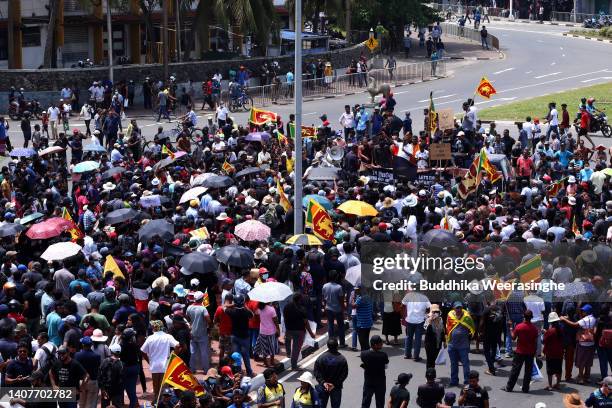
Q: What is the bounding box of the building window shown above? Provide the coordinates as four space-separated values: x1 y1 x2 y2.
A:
22 27 41 47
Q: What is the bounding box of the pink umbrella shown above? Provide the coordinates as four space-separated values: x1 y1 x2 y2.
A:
26 217 74 240
234 220 271 242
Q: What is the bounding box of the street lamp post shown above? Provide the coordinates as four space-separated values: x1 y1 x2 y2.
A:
293 0 303 235
106 0 114 82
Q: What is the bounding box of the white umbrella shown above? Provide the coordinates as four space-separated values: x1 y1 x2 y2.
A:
234 220 271 242
191 173 217 187
179 186 208 204
247 282 293 303
41 241 82 262
345 264 361 286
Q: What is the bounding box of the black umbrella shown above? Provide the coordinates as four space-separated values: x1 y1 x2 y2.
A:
138 219 174 242
202 175 234 189
101 167 126 180
214 245 254 268
153 156 177 172
179 252 219 274
0 223 25 238
235 167 264 178
422 229 458 249
105 208 141 225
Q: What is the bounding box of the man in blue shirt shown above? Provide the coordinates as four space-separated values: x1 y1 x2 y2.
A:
554 143 573 168
74 336 101 408
356 106 369 141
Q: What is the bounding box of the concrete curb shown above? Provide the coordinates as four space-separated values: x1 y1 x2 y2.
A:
562 32 612 43
491 17 581 27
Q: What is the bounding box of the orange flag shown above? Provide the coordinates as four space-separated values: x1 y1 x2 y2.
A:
162 353 206 396
62 207 84 242
476 77 497 99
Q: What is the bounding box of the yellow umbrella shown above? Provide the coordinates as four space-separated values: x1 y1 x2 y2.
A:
603 168 612 177
286 234 323 246
337 200 379 217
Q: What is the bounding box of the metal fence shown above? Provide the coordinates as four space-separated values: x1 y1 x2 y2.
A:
227 60 447 108
439 22 500 50
550 11 612 23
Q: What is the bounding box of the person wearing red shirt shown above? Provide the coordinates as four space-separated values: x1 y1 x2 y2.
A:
543 312 564 391
516 149 534 185
501 310 539 393
214 294 233 363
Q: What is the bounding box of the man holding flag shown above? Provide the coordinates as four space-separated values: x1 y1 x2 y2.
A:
141 320 181 403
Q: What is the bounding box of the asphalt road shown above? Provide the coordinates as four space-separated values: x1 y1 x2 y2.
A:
276 322 599 408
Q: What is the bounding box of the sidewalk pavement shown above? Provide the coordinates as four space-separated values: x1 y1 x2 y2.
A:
491 16 583 27
396 32 501 64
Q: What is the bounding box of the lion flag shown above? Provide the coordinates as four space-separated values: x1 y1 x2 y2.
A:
276 178 292 213
428 91 438 133
61 207 84 242
289 123 317 139
249 107 278 125
476 77 497 99
222 160 235 174
305 199 334 242
162 353 206 396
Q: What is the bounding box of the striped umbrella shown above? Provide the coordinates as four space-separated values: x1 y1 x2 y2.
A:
285 234 323 246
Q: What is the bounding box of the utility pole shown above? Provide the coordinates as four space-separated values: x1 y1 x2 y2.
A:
175 0 182 62
106 0 114 81
293 0 303 235
163 0 169 78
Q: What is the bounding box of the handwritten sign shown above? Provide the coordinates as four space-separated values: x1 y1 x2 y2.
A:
437 108 455 130
429 143 452 161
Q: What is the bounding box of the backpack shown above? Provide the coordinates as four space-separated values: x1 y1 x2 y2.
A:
99 357 123 390
260 205 280 228
36 344 58 385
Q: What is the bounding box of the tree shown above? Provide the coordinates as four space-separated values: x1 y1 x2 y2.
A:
285 0 345 34
43 0 60 68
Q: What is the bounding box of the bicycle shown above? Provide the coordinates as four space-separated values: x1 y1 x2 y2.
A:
228 91 254 112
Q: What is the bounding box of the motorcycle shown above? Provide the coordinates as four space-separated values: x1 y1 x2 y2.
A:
8 99 43 120
574 111 611 138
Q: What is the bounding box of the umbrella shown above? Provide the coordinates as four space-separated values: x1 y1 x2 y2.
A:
9 148 37 158
422 229 458 249
345 264 361 286
235 167 264 178
603 168 612 177
554 282 595 299
337 200 378 217
178 252 219 274
105 208 141 225
234 220 271 242
73 161 100 173
245 132 271 142
302 194 333 210
247 282 293 303
191 173 217 187
38 146 65 156
138 219 174 242
101 167 126 180
19 212 44 225
401 291 430 305
25 217 73 240
41 241 82 262
0 223 25 238
83 143 107 153
215 245 254 268
202 175 234 189
285 234 323 246
179 187 208 204
305 167 340 181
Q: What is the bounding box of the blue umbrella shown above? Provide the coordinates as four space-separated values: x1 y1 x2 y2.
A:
302 194 333 210
9 148 37 158
83 143 107 153
19 212 44 225
245 132 271 142
73 160 100 173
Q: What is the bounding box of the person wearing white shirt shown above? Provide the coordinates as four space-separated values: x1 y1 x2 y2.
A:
403 292 431 360
546 102 559 138
215 103 229 127
401 214 418 243
47 104 60 140
141 320 179 399
523 117 534 148
338 105 355 138
257 146 272 170
500 218 516 241
110 145 124 163
71 289 91 316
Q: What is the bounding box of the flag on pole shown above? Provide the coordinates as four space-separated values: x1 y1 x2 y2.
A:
162 353 206 396
572 217 581 236
289 123 317 138
492 276 514 301
481 149 501 183
277 131 289 146
222 160 235 174
202 289 210 307
515 255 543 284
458 149 486 199
104 255 125 280
249 107 278 125
276 178 292 213
441 215 452 231
61 207 84 242
546 177 567 198
305 199 334 242
161 145 175 159
476 77 497 99
428 91 438 133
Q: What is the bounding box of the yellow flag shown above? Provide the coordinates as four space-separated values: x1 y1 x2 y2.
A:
286 157 294 173
162 145 175 159
104 255 125 280
189 226 210 240
162 353 206 396
276 178 292 212
222 160 235 174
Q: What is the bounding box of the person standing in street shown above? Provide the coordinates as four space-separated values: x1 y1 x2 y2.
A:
446 302 474 386
560 304 598 384
74 337 101 408
501 310 538 393
339 105 355 139
186 291 212 373
283 293 316 370
21 112 31 148
480 26 489 50
322 271 346 348
47 103 60 140
404 291 431 362
224 294 255 377
50 346 90 408
416 368 445 408
99 343 124 408
360 335 389 408
256 367 285 407
314 338 348 408
140 320 180 402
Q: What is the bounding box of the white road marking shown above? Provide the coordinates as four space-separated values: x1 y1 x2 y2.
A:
537 40 544 43
303 112 318 116
493 68 515 75
417 94 457 102
534 72 561 79
581 77 612 83
562 54 566 57
500 69 609 93
560 46 564 50
525 71 533 74
551 62 556 66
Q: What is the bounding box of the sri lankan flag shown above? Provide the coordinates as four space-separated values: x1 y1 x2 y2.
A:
491 276 514 301
289 123 317 139
162 353 206 396
249 107 277 125
277 131 289 146
572 217 581 237
202 289 210 307
222 160 235 174
61 207 84 242
161 144 175 159
481 149 501 183
305 199 334 242
458 149 486 199
446 309 476 343
515 255 543 284
277 178 292 213
476 77 497 99
428 91 438 133
441 214 452 231
546 177 567 198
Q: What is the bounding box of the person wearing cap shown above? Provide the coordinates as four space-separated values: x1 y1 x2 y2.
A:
99 343 124 408
256 367 285 407
543 312 564 391
141 320 180 400
74 336 101 408
186 290 212 373
502 310 539 393
446 301 474 387
416 368 445 408
560 304 598 385
458 370 489 408
584 376 612 407
360 335 389 408
387 373 412 408
62 314 82 354
289 370 320 408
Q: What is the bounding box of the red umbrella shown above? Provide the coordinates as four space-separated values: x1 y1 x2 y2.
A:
26 217 73 240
